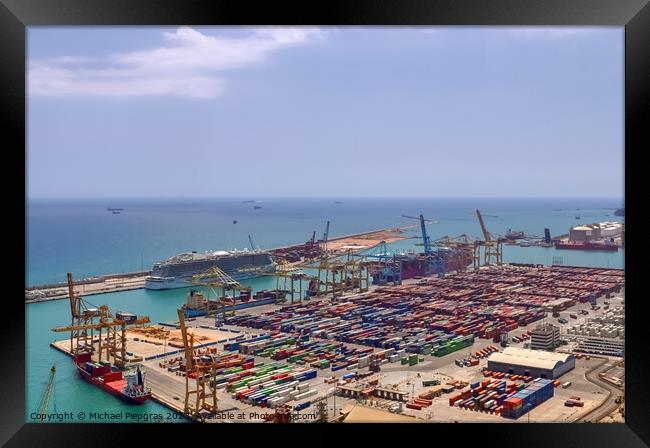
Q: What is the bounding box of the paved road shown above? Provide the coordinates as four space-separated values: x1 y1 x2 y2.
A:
578 357 624 422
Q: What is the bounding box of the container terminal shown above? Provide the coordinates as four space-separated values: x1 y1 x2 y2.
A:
45 211 625 423
26 225 408 302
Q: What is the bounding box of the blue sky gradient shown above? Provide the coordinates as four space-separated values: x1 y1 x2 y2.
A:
27 27 624 199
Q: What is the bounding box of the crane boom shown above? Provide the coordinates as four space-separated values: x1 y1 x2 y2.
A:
323 221 330 243
52 316 150 332
476 209 491 242
67 272 79 318
36 364 56 422
177 308 194 371
419 214 431 255
402 214 433 223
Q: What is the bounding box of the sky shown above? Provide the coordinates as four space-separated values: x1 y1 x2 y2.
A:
27 27 624 199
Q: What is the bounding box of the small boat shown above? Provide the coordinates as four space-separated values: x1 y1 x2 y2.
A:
107 207 124 212
112 211 121 215
233 220 238 224
575 216 580 220
254 205 262 210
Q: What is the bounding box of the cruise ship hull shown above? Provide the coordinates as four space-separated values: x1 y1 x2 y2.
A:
145 266 275 290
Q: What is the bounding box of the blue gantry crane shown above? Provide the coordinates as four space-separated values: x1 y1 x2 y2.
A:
350 240 402 285
403 214 446 277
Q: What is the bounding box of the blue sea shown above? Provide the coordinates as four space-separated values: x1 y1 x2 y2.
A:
26 197 624 422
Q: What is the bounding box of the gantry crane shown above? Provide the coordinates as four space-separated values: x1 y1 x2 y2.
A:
431 234 477 272
191 266 252 326
65 273 101 355
403 214 446 276
248 234 258 252
475 209 504 266
350 241 404 285
177 308 218 420
53 313 150 367
35 364 56 422
294 251 369 299
319 221 330 252
267 261 319 304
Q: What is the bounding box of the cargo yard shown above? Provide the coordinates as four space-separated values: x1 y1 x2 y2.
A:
42 209 625 423
49 261 624 423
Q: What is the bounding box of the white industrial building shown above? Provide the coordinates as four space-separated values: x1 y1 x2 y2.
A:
487 347 575 379
575 336 624 357
569 221 623 242
567 307 625 357
530 324 561 351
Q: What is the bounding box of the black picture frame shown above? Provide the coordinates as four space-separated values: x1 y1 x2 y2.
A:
3 0 648 445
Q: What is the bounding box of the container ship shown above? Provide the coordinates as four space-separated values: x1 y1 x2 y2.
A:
73 352 151 403
367 246 474 285
145 249 275 290
505 229 525 240
554 241 618 251
181 289 285 318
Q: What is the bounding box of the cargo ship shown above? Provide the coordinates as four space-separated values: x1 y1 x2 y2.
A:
505 229 525 240
181 289 285 318
73 352 151 403
554 241 618 251
145 249 275 290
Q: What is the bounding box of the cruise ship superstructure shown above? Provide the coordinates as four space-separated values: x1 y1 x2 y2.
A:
145 249 275 290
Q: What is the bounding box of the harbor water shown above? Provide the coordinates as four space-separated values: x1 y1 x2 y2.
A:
26 197 623 422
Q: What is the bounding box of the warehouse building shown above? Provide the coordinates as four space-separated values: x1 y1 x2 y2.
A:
487 347 575 379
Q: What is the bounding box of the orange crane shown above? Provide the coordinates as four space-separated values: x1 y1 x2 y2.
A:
52 313 150 367
54 274 150 367
177 308 218 420
65 273 102 355
475 209 503 266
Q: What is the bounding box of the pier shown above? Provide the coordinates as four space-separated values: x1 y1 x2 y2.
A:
25 226 409 303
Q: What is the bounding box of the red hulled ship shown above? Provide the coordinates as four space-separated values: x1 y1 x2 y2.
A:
74 352 151 403
554 241 618 251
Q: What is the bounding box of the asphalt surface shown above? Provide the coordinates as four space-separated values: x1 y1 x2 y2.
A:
579 357 624 422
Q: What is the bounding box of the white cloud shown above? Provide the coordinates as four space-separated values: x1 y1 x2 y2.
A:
29 27 326 99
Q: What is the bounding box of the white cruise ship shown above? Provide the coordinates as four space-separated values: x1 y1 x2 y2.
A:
145 249 275 290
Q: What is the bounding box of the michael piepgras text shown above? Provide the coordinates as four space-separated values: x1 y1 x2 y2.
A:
30 410 185 422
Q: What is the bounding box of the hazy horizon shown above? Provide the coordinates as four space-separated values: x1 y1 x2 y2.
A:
28 27 623 199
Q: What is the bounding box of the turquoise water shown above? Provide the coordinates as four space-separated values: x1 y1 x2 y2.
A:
26 198 624 422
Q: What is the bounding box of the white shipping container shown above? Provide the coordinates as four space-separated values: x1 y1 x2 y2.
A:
295 389 318 400
347 364 358 370
298 383 310 392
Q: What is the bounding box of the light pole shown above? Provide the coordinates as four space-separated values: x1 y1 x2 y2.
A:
525 403 532 424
